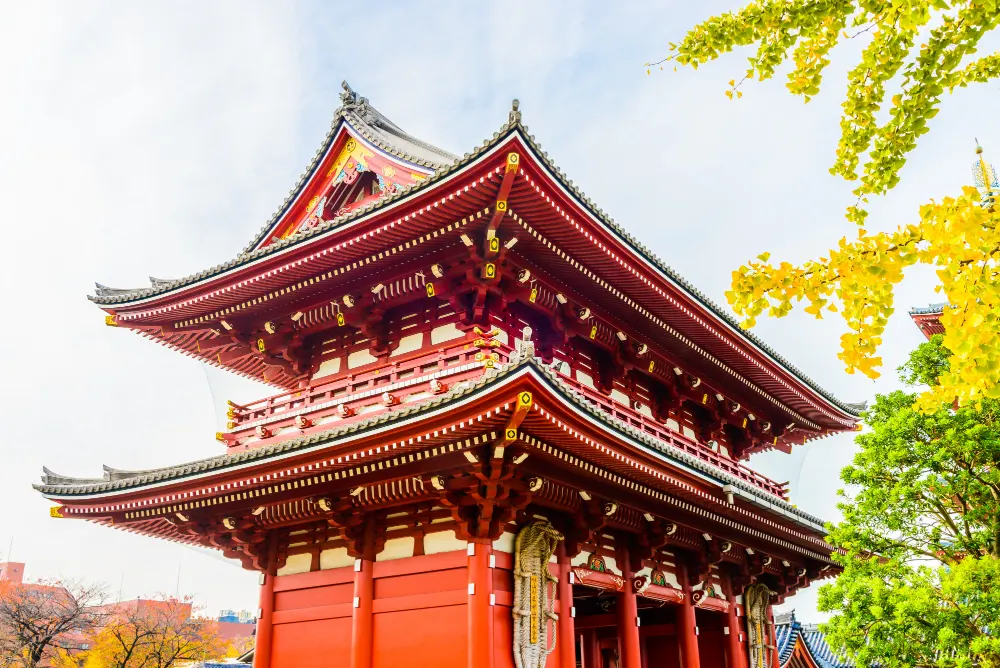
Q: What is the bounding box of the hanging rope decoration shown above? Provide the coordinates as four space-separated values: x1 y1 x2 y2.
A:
745 583 773 668
512 520 562 668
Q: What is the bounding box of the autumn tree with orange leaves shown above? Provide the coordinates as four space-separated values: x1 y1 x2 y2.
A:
0 579 106 668
80 597 229 668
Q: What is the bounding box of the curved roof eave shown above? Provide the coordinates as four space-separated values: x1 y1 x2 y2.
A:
34 355 828 533
89 104 860 419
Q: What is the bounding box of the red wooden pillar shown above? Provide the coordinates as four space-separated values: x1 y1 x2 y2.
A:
615 543 641 668
722 573 746 668
766 605 780 668
468 540 493 668
582 630 601 668
675 558 701 668
557 543 576 668
253 572 275 668
350 558 375 668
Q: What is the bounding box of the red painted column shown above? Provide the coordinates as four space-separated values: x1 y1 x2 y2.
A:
557 543 577 668
722 573 746 668
468 540 493 668
350 558 375 668
675 558 701 668
253 572 275 668
615 543 641 668
766 605 780 668
582 630 600 668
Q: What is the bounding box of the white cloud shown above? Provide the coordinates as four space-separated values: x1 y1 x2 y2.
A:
1 0 995 621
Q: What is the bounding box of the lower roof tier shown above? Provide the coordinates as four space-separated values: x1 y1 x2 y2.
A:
38 346 837 571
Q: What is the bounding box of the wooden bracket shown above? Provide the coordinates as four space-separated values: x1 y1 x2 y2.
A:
485 152 519 239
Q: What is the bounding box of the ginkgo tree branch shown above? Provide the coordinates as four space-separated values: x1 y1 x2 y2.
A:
655 1 1000 408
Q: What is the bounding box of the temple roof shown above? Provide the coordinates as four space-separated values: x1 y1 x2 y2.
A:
908 302 947 316
909 302 947 339
242 81 458 251
776 612 854 668
86 87 861 421
35 351 828 535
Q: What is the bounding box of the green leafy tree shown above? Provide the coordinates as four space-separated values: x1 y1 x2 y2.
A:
817 336 1000 667
652 2 1000 406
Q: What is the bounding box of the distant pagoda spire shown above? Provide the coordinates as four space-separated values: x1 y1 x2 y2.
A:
973 138 998 209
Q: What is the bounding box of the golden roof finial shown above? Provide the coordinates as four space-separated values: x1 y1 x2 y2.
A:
974 139 998 210
973 138 998 193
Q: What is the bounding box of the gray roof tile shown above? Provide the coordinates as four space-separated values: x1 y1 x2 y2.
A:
36 351 827 530
88 93 859 417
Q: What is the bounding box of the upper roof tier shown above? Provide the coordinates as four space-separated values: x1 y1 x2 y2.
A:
90 83 862 434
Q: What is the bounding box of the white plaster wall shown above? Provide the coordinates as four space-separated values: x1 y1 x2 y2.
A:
493 532 516 553
662 569 682 589
391 333 423 357
424 530 467 555
276 552 312 576
348 349 377 369
376 536 415 562
320 547 353 570
611 389 630 406
312 357 341 380
430 323 463 344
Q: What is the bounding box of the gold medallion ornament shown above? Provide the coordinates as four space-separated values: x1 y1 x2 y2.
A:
513 521 561 668
474 327 502 369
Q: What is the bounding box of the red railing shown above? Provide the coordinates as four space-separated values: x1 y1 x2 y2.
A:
224 338 510 435
224 344 788 500
544 372 789 500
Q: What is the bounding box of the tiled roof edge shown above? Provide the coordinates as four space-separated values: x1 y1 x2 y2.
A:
908 302 947 316
87 97 858 419
89 115 511 307
506 125 860 417
35 354 829 530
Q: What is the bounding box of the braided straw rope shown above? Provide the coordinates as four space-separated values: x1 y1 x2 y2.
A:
512 521 562 668
746 583 772 668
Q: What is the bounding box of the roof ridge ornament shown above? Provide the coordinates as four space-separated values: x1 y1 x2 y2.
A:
341 80 378 126
509 98 521 125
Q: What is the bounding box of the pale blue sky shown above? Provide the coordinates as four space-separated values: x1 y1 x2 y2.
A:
1 1 995 620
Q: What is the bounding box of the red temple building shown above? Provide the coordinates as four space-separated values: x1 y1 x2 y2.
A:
36 83 862 668
909 142 998 341
908 302 946 339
